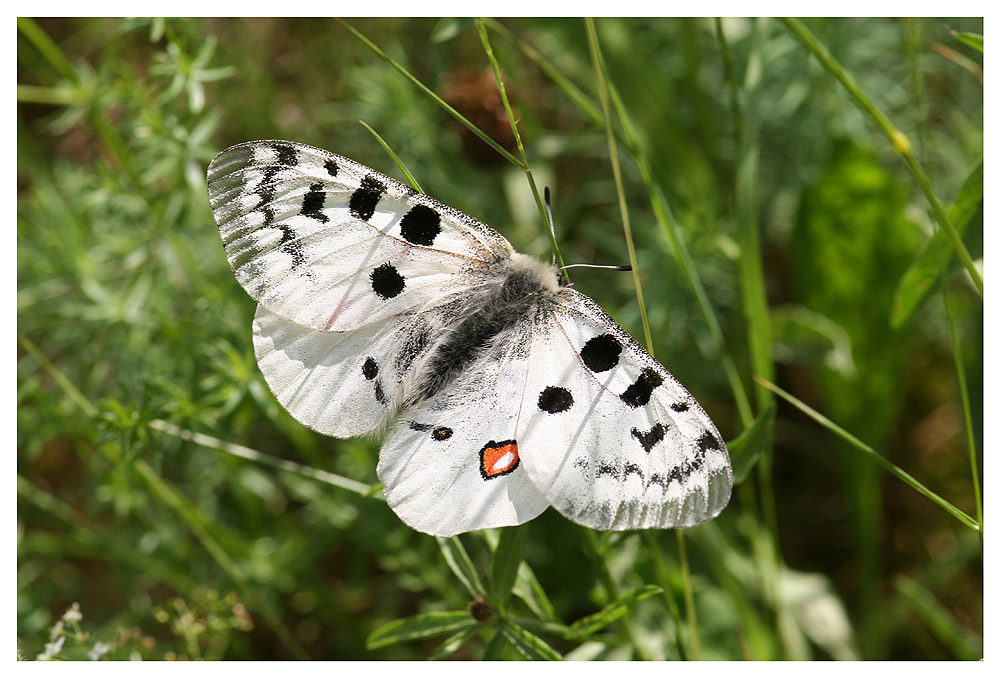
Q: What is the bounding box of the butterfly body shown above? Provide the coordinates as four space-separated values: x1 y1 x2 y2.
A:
209 140 732 537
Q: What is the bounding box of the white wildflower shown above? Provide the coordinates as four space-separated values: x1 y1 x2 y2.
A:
37 635 65 660
87 641 111 660
62 602 83 624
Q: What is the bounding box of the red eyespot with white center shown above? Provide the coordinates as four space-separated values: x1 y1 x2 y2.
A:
479 440 519 480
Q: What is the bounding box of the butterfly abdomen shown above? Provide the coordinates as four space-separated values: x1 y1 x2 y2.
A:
412 254 559 403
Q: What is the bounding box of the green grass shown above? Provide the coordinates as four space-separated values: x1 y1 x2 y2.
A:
17 17 982 660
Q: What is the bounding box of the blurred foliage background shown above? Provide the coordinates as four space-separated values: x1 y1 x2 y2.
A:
17 17 982 660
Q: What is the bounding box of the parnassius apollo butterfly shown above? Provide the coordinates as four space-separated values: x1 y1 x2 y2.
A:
208 139 733 537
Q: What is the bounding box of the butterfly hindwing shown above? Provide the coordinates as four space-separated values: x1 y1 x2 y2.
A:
253 305 403 437
516 289 733 530
377 341 549 537
208 140 513 332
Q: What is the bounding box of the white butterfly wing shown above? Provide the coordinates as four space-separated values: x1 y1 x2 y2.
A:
516 289 732 530
377 347 549 537
253 304 438 437
208 140 513 332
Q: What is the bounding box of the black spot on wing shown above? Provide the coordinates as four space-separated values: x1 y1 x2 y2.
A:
407 421 452 441
631 422 667 453
302 183 328 223
274 143 298 166
324 159 338 177
670 402 689 412
650 431 719 490
370 262 405 299
595 461 644 483
256 166 280 225
580 334 622 373
277 225 304 267
361 357 387 405
350 175 386 221
538 386 573 414
620 368 663 408
698 431 723 453
400 204 442 246
250 159 305 266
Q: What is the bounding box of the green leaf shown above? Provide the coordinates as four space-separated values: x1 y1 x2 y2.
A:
437 536 486 599
426 625 479 660
568 584 662 638
499 619 563 660
727 403 776 484
771 305 857 378
512 561 559 622
949 30 983 53
366 611 476 650
481 629 508 659
892 160 982 328
489 524 528 613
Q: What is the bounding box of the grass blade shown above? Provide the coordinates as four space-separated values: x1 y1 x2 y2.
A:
489 524 528 614
941 282 983 549
499 618 563 660
359 120 424 193
367 611 477 650
437 536 487 599
780 17 982 297
474 19 562 268
584 18 654 355
727 402 776 484
892 160 982 328
757 377 979 531
568 585 662 638
338 19 524 170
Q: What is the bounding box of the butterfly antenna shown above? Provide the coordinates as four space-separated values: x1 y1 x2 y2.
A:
559 263 633 272
544 187 557 266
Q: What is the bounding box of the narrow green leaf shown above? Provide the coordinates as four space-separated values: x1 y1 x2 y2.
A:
337 19 524 170
512 561 558 622
499 619 563 660
359 120 423 193
426 625 479 660
727 403 776 484
568 585 663 638
892 160 983 327
489 524 528 613
437 536 487 599
757 377 979 531
481 629 508 659
367 611 476 650
949 30 983 53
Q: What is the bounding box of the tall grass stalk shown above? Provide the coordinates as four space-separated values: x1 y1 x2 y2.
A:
758 378 979 532
780 17 983 298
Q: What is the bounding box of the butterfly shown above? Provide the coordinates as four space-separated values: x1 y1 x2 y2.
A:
207 139 732 537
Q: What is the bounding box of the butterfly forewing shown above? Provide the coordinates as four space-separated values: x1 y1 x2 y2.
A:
208 140 511 332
